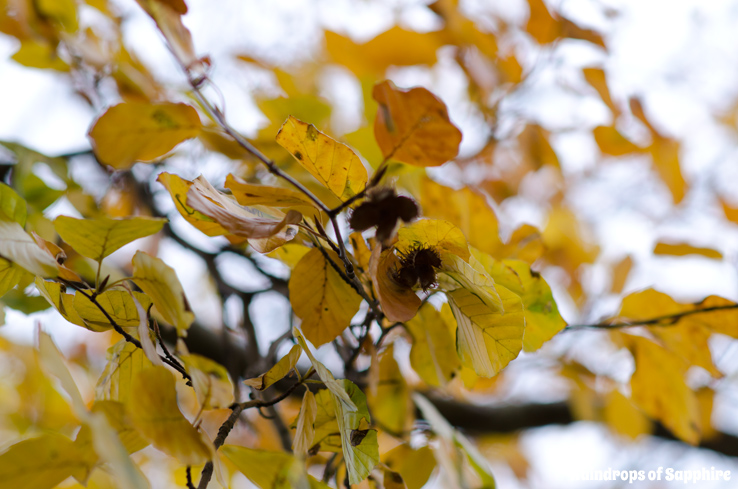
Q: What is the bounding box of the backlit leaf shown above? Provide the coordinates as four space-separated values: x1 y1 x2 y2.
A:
37 331 86 418
244 344 301 390
132 251 195 334
180 353 234 409
447 283 524 378
35 278 88 329
603 389 652 440
221 445 328 489
128 366 211 465
593 126 644 157
332 380 379 484
88 102 201 169
0 183 27 225
653 242 722 260
225 174 317 208
396 219 470 261
96 340 151 403
72 289 153 331
0 258 26 298
0 220 59 277
373 80 462 167
289 249 362 347
157 172 228 237
383 444 436 489
583 68 619 117
54 216 166 262
292 390 317 456
367 344 410 434
275 116 367 199
406 303 461 387
87 411 150 489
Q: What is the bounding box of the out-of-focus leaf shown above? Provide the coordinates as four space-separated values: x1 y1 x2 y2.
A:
135 0 197 67
87 412 150 489
132 251 194 334
244 344 301 390
367 345 410 434
180 353 234 409
292 390 317 456
37 0 78 31
221 446 329 489
88 102 201 169
0 258 26 298
37 331 86 417
0 433 91 489
128 366 211 465
603 389 652 440
583 68 619 117
593 126 645 157
396 219 470 260
0 183 27 225
650 135 686 204
54 216 166 262
289 249 362 347
11 40 70 71
610 255 632 294
406 303 461 387
0 220 59 277
91 400 149 454
383 444 436 489
653 242 722 260
623 334 699 445
275 116 367 199
373 80 462 167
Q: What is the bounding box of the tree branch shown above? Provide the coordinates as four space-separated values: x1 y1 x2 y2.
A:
565 303 738 331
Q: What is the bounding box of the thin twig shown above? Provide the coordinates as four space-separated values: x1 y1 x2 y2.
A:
564 303 738 331
185 466 196 489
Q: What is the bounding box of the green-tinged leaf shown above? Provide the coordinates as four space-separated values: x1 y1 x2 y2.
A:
406 303 460 386
132 251 194 333
73 289 153 331
293 390 317 455
372 80 462 167
221 446 329 489
476 254 566 351
0 433 90 489
128 366 211 465
441 253 502 313
333 380 379 484
54 216 166 262
180 353 234 409
289 249 362 346
293 328 356 411
0 258 26 298
414 393 496 488
0 183 27 225
0 220 59 277
88 102 201 169
276 116 367 199
36 278 88 329
447 283 524 378
244 344 301 390
96 340 152 403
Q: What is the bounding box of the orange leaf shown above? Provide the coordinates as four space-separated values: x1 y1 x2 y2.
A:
369 246 421 322
653 242 722 260
373 80 462 167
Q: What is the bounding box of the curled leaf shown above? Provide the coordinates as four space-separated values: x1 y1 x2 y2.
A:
369 246 421 322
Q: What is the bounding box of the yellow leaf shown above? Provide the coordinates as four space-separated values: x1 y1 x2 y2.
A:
180 353 235 409
526 0 559 44
37 331 86 417
225 174 317 208
267 243 311 269
128 366 211 465
157 172 229 237
0 258 26 298
91 401 149 454
653 242 722 260
583 68 618 117
0 182 27 225
88 102 201 169
477 255 566 352
603 389 651 440
406 303 460 386
372 80 462 167
367 345 410 434
383 444 436 489
325 28 441 77
720 198 738 224
593 126 645 156
73 289 152 331
289 249 362 347
244 344 301 390
135 0 197 67
11 40 70 71
610 255 632 294
221 445 328 489
35 278 88 329
276 116 367 199
0 433 91 489
0 219 59 277
368 247 421 322
396 219 470 261
96 340 151 403
54 216 166 262
292 390 318 455
186 175 302 246
625 335 700 444
36 0 78 31
448 283 525 377
87 412 150 489
132 251 195 333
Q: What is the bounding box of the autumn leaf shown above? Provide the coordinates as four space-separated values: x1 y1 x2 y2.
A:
406 303 460 386
292 390 318 456
157 172 229 237
225 173 317 209
603 389 652 440
367 345 411 434
373 80 462 166
593 126 645 156
369 246 421 322
653 242 722 260
128 366 211 465
0 220 59 277
0 258 27 298
221 445 329 489
132 251 194 334
179 353 234 409
289 249 362 347
0 182 27 225
396 219 470 261
73 288 152 331
244 344 301 390
583 68 619 117
96 340 151 403
383 444 436 489
54 216 166 262
276 116 367 199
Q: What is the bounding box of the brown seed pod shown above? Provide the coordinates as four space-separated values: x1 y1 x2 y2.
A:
394 244 442 291
348 187 419 243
